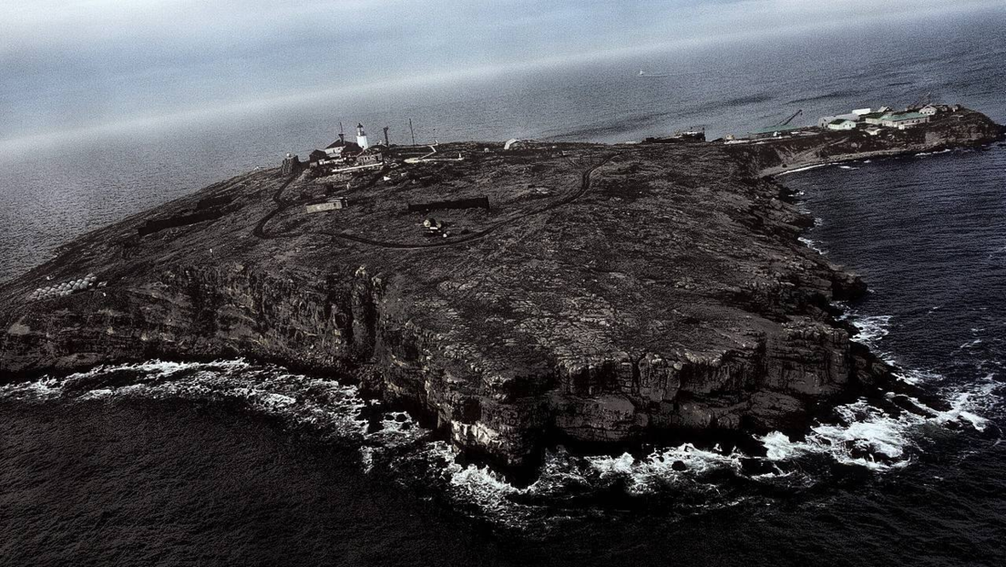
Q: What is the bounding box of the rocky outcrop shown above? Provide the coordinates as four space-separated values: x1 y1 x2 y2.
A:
2 109 998 475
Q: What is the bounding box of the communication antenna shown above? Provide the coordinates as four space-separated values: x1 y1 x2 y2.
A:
409 118 416 146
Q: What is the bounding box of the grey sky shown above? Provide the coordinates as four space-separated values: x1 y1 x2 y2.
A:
1 0 999 142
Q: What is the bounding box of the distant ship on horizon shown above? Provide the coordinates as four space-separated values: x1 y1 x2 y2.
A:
637 69 670 78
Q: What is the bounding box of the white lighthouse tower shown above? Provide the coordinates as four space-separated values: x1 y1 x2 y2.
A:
356 123 370 150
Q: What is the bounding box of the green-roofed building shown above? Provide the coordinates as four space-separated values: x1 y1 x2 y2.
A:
862 111 888 125
880 112 930 129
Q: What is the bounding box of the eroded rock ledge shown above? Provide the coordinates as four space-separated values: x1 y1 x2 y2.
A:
2 109 1002 473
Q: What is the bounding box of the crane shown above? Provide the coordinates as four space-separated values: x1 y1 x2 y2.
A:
909 92 932 110
776 109 803 127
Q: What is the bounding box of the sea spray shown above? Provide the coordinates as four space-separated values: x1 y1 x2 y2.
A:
0 356 997 530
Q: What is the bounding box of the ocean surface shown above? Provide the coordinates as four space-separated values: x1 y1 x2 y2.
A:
2 9 1006 566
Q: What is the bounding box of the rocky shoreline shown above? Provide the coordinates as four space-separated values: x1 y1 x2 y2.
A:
1 108 1002 476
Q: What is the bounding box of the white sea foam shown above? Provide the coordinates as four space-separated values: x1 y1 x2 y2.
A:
959 338 983 349
360 446 376 474
896 367 942 386
850 314 892 349
762 400 918 471
433 370 1003 519
364 409 425 450
934 374 999 431
586 443 744 494
2 354 1000 529
0 359 369 438
761 372 1000 473
798 236 828 255
416 441 535 528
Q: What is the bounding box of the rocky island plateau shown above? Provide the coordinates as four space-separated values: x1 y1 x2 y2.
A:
2 107 1002 476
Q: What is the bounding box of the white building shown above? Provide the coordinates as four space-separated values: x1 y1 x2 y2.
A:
879 112 930 129
818 116 838 128
919 105 939 116
356 123 370 150
827 119 858 131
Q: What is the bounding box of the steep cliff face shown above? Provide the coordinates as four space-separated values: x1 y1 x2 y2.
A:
364 266 888 470
4 115 991 474
1 264 364 374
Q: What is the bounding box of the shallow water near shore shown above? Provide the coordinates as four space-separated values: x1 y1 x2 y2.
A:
3 10 1006 565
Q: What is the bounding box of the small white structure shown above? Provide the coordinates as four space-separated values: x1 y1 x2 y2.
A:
306 198 348 213
865 127 882 136
356 123 370 150
827 119 858 131
919 105 939 117
852 108 873 116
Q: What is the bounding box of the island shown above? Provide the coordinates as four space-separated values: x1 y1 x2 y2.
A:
2 105 1002 475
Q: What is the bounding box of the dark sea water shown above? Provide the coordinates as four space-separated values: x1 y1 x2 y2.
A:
3 9 1006 566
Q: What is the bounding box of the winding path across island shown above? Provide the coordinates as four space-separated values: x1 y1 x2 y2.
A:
251 153 618 250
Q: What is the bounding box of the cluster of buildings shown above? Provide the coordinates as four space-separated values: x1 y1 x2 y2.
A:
818 104 956 135
737 102 961 142
306 123 387 174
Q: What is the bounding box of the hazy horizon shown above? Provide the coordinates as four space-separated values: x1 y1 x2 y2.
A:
3 0 1003 148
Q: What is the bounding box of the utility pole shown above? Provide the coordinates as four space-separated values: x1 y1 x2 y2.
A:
409 118 416 146
382 126 390 147
339 121 345 145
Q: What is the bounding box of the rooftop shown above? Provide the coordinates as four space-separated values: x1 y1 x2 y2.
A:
883 112 927 121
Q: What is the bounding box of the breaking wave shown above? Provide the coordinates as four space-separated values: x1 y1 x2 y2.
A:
0 350 999 531
798 236 828 255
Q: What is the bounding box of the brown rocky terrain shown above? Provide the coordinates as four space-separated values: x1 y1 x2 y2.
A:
1 108 1001 474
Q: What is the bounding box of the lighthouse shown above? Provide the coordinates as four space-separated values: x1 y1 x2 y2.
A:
356 123 370 150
